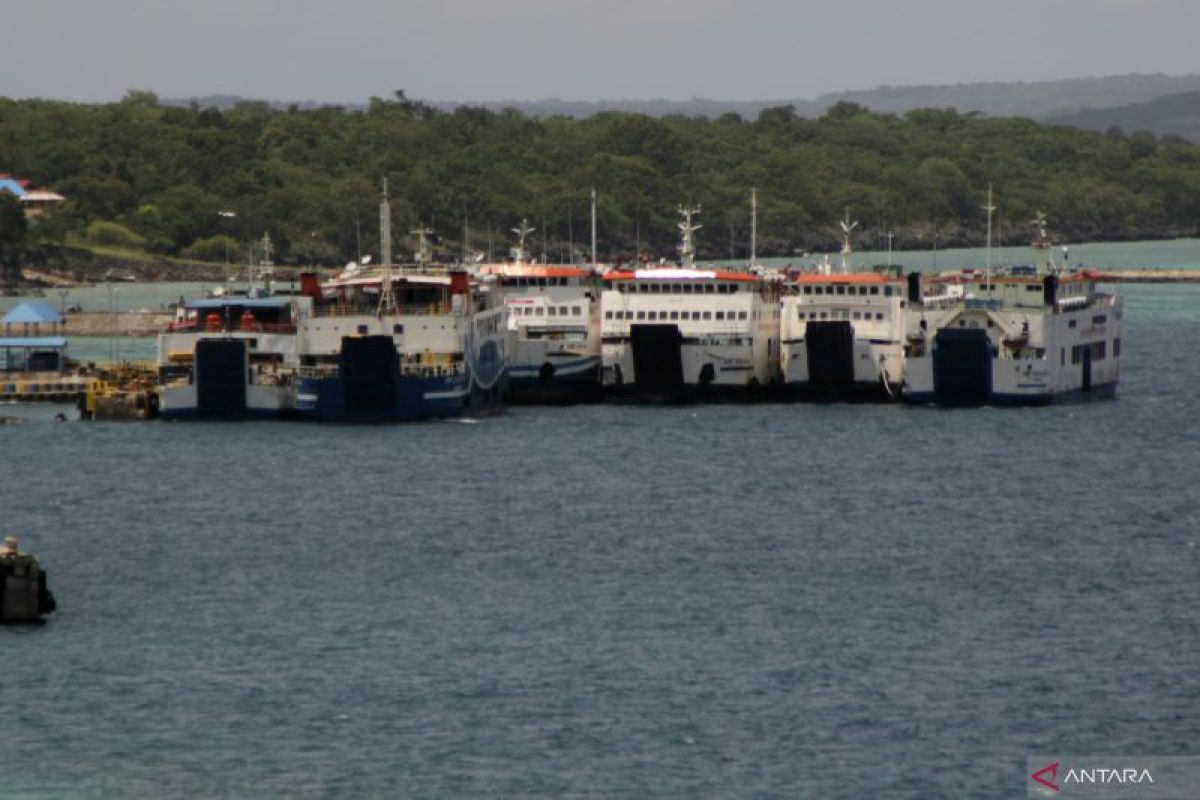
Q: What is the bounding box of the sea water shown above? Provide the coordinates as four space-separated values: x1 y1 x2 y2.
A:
1 260 1198 797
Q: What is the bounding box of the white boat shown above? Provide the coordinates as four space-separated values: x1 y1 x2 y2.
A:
903 209 1123 405
600 205 782 402
476 219 603 403
156 283 310 420
779 211 907 400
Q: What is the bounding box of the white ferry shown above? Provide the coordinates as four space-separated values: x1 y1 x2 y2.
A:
903 213 1122 405
600 206 782 402
476 220 603 403
779 213 907 400
157 248 311 420
293 186 509 422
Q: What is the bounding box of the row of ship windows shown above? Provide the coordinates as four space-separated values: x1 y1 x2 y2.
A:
501 277 573 287
798 310 886 321
513 305 583 317
605 309 750 321
1066 314 1109 329
1069 340 1117 363
614 283 741 294
802 285 896 296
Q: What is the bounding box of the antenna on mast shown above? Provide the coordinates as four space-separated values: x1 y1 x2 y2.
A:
677 204 702 268
839 207 859 275
511 218 535 264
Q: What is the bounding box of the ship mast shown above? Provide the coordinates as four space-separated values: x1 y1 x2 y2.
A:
511 218 535 265
1031 210 1051 275
378 177 396 315
749 188 757 269
677 204 701 268
412 224 434 267
590 187 597 269
839 208 859 275
983 183 996 290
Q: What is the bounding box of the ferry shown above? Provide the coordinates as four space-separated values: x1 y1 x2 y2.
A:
293 186 509 422
476 220 603 403
600 205 782 402
903 211 1123 405
779 213 907 400
156 269 310 420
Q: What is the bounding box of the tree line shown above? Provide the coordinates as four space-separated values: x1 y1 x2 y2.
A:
2 89 1199 277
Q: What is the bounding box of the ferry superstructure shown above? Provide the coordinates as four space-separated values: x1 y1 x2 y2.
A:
600 206 781 402
476 220 603 403
156 276 310 420
903 212 1122 405
779 213 907 400
294 186 508 422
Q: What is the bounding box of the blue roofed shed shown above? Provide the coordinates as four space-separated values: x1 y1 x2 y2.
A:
1 304 68 371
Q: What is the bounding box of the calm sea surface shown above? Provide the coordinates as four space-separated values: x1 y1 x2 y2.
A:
2 243 1199 798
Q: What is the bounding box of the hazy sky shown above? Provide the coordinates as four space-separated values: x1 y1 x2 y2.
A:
6 0 1200 103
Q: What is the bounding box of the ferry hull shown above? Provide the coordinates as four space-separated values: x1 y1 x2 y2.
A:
158 380 298 421
506 356 602 404
295 372 504 422
905 380 1118 406
785 379 899 403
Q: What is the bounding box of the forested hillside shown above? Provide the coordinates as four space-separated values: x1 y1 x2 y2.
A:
2 90 1199 274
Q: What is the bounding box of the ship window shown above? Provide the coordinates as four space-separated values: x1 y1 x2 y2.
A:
803 286 813 294
704 284 715 293
692 311 701 320
393 324 404 334
357 324 369 334
605 311 613 320
835 286 846 295
548 307 557 316
650 284 661 293
852 311 861 320
636 311 645 320
820 312 828 319
1061 348 1065 366
875 313 883 321
884 287 894 296
738 311 748 320
715 311 725 320
870 286 879 295
558 306 568 315
1114 338 1121 357
646 311 656 320
683 284 694 293
797 311 805 320
1068 319 1076 328
1092 314 1107 324
536 307 545 316
572 306 581 315
702 311 711 320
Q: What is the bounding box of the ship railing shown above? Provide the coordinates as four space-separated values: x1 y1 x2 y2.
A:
964 299 1004 310
166 321 297 334
310 303 452 318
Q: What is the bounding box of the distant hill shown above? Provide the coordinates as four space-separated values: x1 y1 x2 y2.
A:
167 73 1200 124
1045 90 1200 142
811 73 1200 120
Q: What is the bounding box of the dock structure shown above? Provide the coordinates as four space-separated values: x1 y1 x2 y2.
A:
1092 270 1200 283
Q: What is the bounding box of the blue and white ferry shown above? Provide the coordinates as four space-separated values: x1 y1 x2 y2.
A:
294 189 508 422
476 220 603 404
